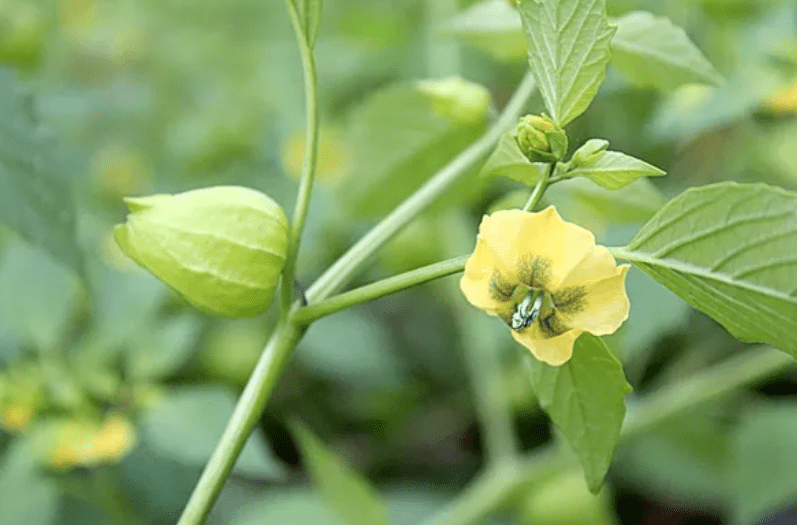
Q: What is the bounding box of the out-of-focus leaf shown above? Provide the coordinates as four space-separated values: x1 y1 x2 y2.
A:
0 437 59 525
299 309 404 387
125 313 202 380
732 403 797 525
0 241 79 353
141 385 286 479
519 469 616 525
441 0 526 61
518 0 615 126
650 70 781 141
564 150 666 190
119 443 200 525
230 489 341 525
528 333 631 493
545 178 665 229
622 183 797 358
340 82 487 217
610 12 723 89
291 422 391 525
480 131 547 185
0 68 82 274
617 408 730 506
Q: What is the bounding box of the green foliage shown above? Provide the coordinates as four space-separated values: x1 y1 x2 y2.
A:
340 81 488 216
527 333 632 493
480 131 548 185
141 385 286 479
518 0 615 126
0 436 59 525
563 145 666 190
291 422 391 525
610 11 724 89
545 177 666 225
441 0 526 61
731 403 797 525
0 68 82 274
623 183 797 358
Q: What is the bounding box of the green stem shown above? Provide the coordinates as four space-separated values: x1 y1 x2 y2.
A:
522 162 552 212
421 346 794 525
305 72 537 304
294 255 468 325
176 317 304 525
280 0 320 313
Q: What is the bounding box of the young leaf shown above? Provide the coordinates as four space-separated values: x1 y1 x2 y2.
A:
480 131 548 185
620 183 797 358
565 149 666 190
441 0 527 61
518 0 615 126
290 422 391 525
527 333 632 493
0 68 82 274
611 11 723 90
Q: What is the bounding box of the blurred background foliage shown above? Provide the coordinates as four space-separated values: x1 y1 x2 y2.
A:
1 0 797 523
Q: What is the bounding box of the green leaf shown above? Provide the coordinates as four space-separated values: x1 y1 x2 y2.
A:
291 422 391 525
545 177 666 224
620 182 797 358
480 131 548 185
732 403 797 525
340 82 487 217
565 149 666 190
527 333 631 493
518 0 615 126
231 490 341 525
0 68 82 274
441 0 526 61
611 11 723 90
125 313 202 380
0 437 59 525
0 241 80 352
141 385 286 479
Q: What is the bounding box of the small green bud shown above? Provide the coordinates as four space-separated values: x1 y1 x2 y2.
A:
114 186 288 317
515 114 568 162
416 76 492 125
569 138 609 168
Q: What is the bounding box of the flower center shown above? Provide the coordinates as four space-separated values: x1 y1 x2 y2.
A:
511 290 544 330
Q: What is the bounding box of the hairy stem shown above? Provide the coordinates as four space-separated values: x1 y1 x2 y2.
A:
280 0 320 312
305 73 537 303
522 162 553 212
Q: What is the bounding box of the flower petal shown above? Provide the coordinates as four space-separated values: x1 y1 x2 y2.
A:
557 244 623 289
560 265 630 335
479 207 596 290
460 236 514 315
512 326 581 365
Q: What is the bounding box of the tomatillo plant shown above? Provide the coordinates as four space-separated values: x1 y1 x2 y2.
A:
107 0 797 524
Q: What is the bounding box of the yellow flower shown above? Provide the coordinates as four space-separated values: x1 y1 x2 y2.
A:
460 207 630 365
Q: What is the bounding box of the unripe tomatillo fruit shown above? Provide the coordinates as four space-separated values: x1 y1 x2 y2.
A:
114 186 288 317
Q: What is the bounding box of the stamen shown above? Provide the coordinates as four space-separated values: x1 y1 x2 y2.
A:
511 292 544 330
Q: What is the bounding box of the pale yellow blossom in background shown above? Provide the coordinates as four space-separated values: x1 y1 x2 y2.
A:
460 207 630 365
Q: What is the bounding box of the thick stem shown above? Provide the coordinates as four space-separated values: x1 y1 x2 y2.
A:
176 317 304 525
294 255 469 325
421 346 794 525
305 73 537 303
280 0 320 312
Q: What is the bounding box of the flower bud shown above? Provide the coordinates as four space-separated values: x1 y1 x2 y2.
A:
416 76 492 125
515 114 568 162
115 186 288 317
